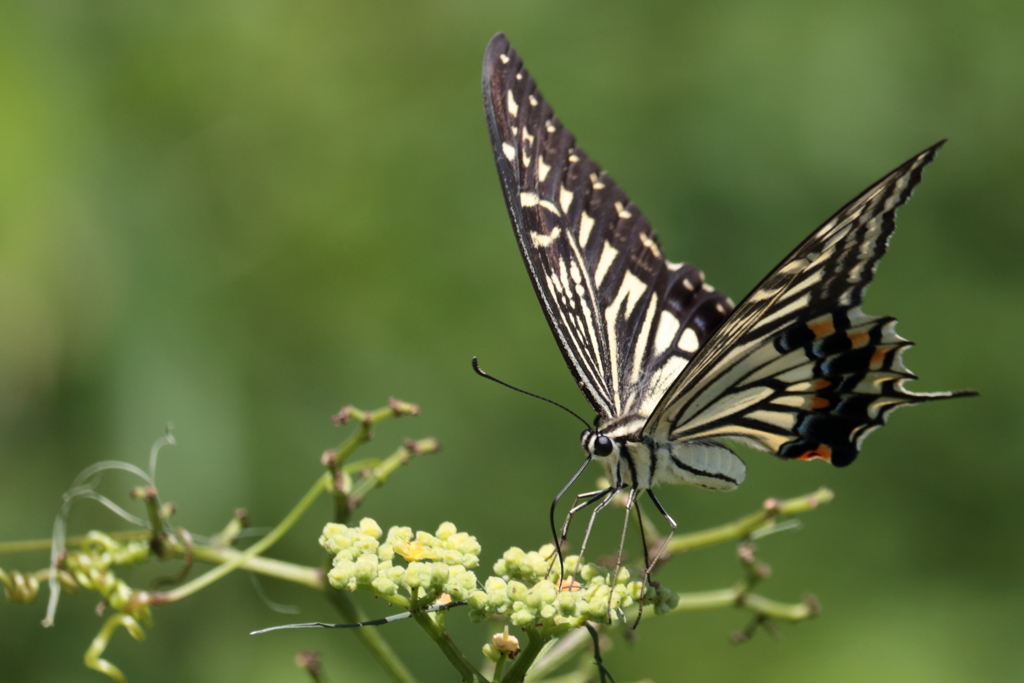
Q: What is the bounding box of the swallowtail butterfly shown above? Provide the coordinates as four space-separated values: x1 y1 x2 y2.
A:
482 33 975 542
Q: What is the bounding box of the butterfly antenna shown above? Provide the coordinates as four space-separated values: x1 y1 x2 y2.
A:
472 357 591 428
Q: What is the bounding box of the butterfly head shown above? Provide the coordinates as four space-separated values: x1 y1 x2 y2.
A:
581 430 616 458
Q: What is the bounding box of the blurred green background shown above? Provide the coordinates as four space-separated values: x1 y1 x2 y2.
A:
1 1 1021 681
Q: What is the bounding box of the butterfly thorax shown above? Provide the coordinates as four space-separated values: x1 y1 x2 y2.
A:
582 428 746 492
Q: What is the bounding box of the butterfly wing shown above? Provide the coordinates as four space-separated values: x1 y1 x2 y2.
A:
483 33 732 424
645 142 976 466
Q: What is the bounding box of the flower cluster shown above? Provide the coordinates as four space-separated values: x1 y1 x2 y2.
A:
320 521 678 633
320 519 480 607
467 544 678 633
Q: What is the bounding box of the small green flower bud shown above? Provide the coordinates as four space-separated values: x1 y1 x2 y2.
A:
502 547 526 567
484 576 507 593
435 522 457 540
371 576 398 596
387 526 413 546
354 554 379 584
404 561 425 589
438 549 461 565
430 563 450 590
482 642 501 662
448 571 477 601
505 580 528 602
510 609 535 627
468 591 489 610
653 584 680 614
359 518 382 538
535 580 557 603
353 536 380 556
327 559 357 591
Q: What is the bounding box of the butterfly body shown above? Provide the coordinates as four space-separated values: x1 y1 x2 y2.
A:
482 33 974 511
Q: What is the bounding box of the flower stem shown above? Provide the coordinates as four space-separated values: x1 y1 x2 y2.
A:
664 487 834 554
324 589 419 683
500 629 550 683
411 611 488 683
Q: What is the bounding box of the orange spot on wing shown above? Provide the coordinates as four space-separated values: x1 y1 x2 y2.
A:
807 317 835 339
795 444 833 462
870 347 891 369
809 396 831 410
848 332 871 348
811 379 832 391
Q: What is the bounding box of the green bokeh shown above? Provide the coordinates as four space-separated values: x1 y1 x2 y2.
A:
1 1 1021 681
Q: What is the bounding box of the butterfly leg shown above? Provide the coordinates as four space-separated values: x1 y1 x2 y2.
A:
548 456 595 578
606 487 641 623
630 491 653 627
643 489 678 577
574 486 621 581
626 489 677 628
546 488 615 580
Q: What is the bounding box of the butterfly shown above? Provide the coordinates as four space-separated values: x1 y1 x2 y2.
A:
480 33 976 568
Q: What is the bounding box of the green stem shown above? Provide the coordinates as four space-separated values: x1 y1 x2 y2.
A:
664 487 834 555
0 530 150 556
491 655 507 682
500 629 550 683
325 589 419 683
670 587 739 611
348 447 411 504
8 536 322 592
148 472 333 604
327 401 422 523
739 591 817 621
522 628 591 681
333 402 419 465
83 614 145 683
412 611 487 683
668 586 816 621
185 544 324 590
140 489 165 544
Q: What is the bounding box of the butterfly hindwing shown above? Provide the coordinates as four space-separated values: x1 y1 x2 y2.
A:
645 143 973 466
483 33 732 423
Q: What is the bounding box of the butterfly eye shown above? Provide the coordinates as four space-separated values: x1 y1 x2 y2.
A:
593 435 613 457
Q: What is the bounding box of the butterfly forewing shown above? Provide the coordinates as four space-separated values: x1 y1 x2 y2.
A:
644 143 972 466
483 34 732 424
